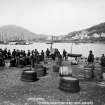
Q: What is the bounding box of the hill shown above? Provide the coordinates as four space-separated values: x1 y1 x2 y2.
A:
64 22 105 42
0 25 48 41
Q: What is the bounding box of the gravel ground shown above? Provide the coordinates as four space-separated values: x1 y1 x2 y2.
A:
0 61 105 105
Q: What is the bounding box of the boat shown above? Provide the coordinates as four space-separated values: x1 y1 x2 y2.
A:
74 42 79 45
25 41 33 45
15 41 26 45
46 41 53 44
68 53 82 57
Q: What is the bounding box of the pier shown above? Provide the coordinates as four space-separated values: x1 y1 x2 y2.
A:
0 59 105 105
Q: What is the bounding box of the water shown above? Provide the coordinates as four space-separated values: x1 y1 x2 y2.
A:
0 43 105 57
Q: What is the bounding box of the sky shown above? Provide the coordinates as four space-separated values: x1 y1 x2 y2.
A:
0 0 105 35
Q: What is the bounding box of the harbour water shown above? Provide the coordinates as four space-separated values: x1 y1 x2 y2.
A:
0 42 105 57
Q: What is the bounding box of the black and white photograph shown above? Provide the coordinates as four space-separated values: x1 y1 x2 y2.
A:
0 0 105 104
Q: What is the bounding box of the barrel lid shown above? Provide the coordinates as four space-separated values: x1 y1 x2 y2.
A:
84 67 92 70
62 77 77 80
25 71 35 73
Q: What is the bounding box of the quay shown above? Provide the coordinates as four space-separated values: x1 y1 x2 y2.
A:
0 59 105 105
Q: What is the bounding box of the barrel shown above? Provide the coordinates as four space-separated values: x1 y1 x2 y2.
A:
21 69 38 82
93 64 103 80
35 67 47 77
59 66 72 77
10 58 16 67
33 64 47 77
102 73 105 80
102 67 105 73
71 60 78 65
34 64 43 69
59 77 80 92
53 64 60 72
84 67 93 80
55 57 62 66
5 60 10 68
18 57 26 68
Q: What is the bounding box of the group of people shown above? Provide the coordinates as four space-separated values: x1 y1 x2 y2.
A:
0 48 105 67
87 50 105 67
100 54 105 67
0 48 68 67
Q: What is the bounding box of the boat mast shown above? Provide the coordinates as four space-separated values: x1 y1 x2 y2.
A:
50 36 53 52
1 32 4 42
71 42 73 54
0 32 1 42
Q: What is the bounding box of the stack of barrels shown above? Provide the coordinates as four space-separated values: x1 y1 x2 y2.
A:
59 76 80 92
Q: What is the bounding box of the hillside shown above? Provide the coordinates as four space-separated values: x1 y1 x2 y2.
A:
65 22 105 42
0 23 105 43
0 25 48 41
87 22 105 34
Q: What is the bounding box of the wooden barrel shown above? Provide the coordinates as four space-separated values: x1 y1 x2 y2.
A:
59 66 72 77
102 72 105 80
33 64 47 77
21 69 38 82
18 57 26 68
10 58 16 67
55 57 59 63
5 60 10 68
35 67 47 77
93 64 103 80
84 67 93 80
34 64 43 69
102 67 105 73
53 64 60 72
59 77 80 92
71 60 78 65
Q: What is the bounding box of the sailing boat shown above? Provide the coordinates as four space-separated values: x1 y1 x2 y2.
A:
68 42 82 57
15 33 26 45
0 32 5 44
46 36 54 52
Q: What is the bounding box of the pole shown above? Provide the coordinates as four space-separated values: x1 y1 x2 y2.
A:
50 36 53 52
71 42 73 54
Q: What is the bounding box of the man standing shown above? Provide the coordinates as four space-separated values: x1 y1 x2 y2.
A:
87 50 94 64
63 49 67 60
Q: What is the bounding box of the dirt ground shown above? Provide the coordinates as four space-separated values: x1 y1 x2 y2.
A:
0 61 105 105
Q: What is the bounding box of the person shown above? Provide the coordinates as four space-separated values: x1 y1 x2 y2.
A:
41 50 44 61
0 52 5 67
100 54 105 66
63 49 67 60
7 49 11 60
3 48 8 60
87 50 94 64
12 49 16 58
31 51 35 67
34 49 39 64
27 50 31 56
46 48 50 59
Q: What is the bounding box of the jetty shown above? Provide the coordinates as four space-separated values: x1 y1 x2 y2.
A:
0 58 105 105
